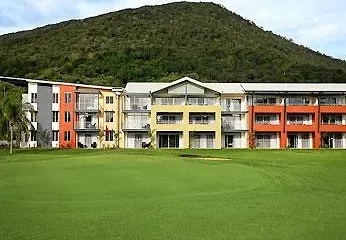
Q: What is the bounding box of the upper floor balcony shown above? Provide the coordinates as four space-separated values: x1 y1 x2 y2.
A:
156 113 183 124
319 97 345 106
189 113 215 124
287 114 312 125
221 115 247 132
255 114 280 125
124 96 151 111
75 93 99 112
74 121 99 131
286 97 315 106
187 97 218 106
221 98 244 112
321 114 344 125
122 113 150 131
250 96 281 106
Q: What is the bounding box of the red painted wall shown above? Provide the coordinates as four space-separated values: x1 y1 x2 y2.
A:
248 104 346 149
59 85 76 148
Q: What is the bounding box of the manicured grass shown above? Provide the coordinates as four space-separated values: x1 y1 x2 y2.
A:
0 149 346 240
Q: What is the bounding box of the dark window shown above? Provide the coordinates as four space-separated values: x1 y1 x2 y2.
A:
106 96 114 104
64 111 71 122
30 130 37 141
105 112 114 122
52 111 59 122
64 131 71 141
52 131 59 141
31 111 37 122
106 131 114 141
64 92 72 103
31 93 37 103
53 93 59 103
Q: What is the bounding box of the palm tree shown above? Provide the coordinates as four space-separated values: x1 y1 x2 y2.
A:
0 97 33 154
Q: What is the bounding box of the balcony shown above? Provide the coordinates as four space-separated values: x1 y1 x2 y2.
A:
124 97 151 112
156 113 183 125
187 97 218 106
122 122 150 132
222 122 247 132
75 103 99 112
74 121 99 132
189 113 215 125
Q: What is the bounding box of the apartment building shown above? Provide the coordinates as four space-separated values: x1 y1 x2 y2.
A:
1 76 346 149
9 78 123 149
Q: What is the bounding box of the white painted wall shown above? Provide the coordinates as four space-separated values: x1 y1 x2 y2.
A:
28 82 38 111
52 141 59 148
52 85 60 111
52 122 59 131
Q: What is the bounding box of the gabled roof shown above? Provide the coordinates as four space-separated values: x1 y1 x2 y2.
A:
150 76 220 94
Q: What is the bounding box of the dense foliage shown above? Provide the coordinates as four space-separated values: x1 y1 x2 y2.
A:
1 2 346 86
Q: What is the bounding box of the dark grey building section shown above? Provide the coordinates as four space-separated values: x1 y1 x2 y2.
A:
37 84 52 148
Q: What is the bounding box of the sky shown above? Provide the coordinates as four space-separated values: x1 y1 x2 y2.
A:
1 0 346 60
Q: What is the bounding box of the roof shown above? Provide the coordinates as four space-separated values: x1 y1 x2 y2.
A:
0 76 115 90
242 83 346 93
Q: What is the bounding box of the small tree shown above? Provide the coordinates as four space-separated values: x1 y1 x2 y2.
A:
148 129 156 149
0 98 33 154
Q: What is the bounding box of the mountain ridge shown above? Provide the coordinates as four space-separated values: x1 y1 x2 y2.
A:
1 1 346 86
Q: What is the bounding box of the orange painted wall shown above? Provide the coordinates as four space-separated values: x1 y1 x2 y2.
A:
59 85 76 148
248 104 341 149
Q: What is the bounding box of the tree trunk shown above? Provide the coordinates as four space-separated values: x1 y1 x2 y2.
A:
9 122 13 154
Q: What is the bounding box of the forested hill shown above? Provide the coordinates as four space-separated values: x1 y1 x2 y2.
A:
1 2 346 86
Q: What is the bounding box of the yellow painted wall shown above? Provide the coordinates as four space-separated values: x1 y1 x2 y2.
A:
151 105 222 149
99 90 123 149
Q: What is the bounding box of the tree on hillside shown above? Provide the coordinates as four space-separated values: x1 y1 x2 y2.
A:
0 91 33 154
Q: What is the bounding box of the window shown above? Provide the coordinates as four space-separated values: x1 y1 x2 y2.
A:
30 111 37 122
30 130 37 141
64 111 71 122
105 131 114 141
31 93 37 103
155 97 182 106
287 97 310 106
64 131 71 141
253 97 277 105
105 112 114 122
53 93 59 103
106 96 114 104
206 134 215 148
64 92 72 103
157 113 182 124
189 113 215 124
287 115 307 125
52 131 59 141
322 114 342 125
319 97 337 105
255 115 271 125
52 111 59 122
129 96 149 109
256 134 272 148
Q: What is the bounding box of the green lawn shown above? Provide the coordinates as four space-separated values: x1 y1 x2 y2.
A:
0 149 346 240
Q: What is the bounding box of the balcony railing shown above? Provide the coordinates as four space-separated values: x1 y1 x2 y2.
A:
221 105 241 111
75 121 99 130
321 121 343 125
189 120 215 124
222 122 246 131
75 103 99 112
122 122 150 130
157 119 182 124
255 121 278 125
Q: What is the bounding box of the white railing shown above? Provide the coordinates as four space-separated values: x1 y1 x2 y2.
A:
75 121 98 130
